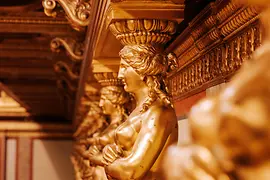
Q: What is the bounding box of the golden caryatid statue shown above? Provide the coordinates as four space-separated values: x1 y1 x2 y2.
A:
86 85 131 180
162 0 270 180
72 100 107 180
98 44 178 180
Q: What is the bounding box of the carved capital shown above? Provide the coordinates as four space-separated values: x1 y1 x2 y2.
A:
109 19 177 45
50 37 84 62
106 0 184 24
42 0 91 31
94 72 122 86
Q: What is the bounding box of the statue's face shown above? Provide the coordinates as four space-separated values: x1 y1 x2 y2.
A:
118 58 144 93
99 95 114 115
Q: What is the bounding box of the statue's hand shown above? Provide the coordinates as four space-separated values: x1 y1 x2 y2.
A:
102 144 123 165
88 145 100 157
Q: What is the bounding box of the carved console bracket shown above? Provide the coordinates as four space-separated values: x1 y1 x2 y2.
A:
50 37 84 62
42 0 92 31
50 37 84 119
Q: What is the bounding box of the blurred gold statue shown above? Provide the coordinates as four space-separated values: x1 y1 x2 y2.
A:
162 0 270 179
87 86 130 180
73 102 107 180
100 44 178 179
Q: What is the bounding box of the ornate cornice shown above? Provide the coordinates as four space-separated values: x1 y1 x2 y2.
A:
169 22 262 100
219 6 260 38
42 0 92 31
50 37 84 62
166 1 263 101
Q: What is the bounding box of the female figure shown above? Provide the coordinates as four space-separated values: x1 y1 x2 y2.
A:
87 86 130 180
102 44 178 180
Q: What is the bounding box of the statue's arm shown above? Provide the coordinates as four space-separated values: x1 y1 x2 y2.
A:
98 130 115 147
89 152 106 166
105 109 174 179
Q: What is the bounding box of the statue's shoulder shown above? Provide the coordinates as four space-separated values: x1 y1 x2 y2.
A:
147 104 176 123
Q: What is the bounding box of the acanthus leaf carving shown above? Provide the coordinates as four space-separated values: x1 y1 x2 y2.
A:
109 19 177 45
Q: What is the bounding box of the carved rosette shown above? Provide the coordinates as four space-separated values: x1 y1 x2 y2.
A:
50 37 84 62
42 0 91 31
109 19 177 45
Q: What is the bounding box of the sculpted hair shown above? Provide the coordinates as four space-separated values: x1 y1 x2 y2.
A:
100 86 130 120
119 44 177 112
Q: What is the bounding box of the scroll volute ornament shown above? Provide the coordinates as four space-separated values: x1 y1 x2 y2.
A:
50 37 84 62
42 0 91 31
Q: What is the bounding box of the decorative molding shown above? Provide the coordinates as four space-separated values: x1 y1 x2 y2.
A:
0 16 68 25
166 0 262 101
42 0 92 31
219 6 260 38
50 37 84 62
169 22 262 101
167 2 261 69
106 0 185 25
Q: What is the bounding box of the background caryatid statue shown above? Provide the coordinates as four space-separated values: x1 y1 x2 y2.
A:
162 0 270 179
100 6 181 178
72 97 108 180
87 74 131 180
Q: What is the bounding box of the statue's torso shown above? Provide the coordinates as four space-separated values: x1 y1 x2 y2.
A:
113 104 178 179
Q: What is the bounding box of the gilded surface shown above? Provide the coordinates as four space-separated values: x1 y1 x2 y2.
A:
42 0 91 31
88 85 130 180
163 0 270 179
167 0 262 100
50 37 84 61
109 19 177 45
73 77 131 180
98 44 178 180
